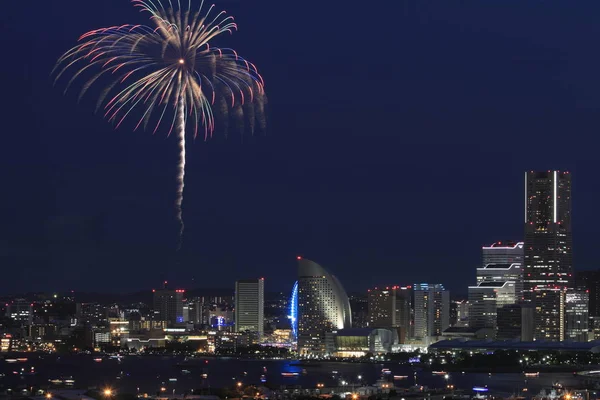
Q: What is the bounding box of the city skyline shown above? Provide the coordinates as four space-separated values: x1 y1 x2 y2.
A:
3 1 600 295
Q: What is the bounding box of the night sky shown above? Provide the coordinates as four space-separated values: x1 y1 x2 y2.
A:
2 1 600 295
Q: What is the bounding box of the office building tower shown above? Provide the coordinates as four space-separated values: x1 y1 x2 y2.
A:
367 285 412 342
297 257 352 355
396 286 412 341
454 300 469 327
524 171 573 341
482 241 524 266
5 299 33 326
576 271 600 317
496 303 535 341
349 294 368 329
413 284 449 340
479 241 524 301
368 287 396 328
565 290 589 342
152 283 185 327
468 281 518 333
234 278 265 336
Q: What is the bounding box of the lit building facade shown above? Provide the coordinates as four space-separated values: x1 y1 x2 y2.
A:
482 241 524 265
496 303 535 341
413 284 449 340
152 284 185 327
524 171 573 341
5 299 33 326
468 281 518 333
479 241 524 301
297 257 352 355
576 270 600 317
454 300 469 327
234 278 265 336
368 287 396 328
288 281 299 341
565 290 589 342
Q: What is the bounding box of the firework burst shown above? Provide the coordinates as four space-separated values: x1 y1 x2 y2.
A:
53 0 266 250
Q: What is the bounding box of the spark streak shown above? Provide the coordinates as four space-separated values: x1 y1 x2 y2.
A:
54 0 266 250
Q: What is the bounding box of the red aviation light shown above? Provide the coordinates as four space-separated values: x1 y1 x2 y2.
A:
296 256 302 260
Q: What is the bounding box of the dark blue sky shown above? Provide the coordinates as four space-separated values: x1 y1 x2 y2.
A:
1 1 599 295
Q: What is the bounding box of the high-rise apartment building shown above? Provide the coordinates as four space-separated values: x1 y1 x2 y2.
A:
413 284 449 340
524 171 573 341
152 284 184 327
297 257 351 355
234 278 265 336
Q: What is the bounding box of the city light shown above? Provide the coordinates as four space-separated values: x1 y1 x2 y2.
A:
288 281 298 340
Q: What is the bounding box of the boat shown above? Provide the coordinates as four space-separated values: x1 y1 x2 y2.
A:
281 372 299 377
524 372 540 378
432 371 447 376
394 375 408 380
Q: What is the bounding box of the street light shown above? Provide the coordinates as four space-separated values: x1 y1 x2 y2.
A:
46 394 52 399
104 389 113 397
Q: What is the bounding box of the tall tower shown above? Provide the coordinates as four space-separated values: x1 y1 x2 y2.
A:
234 278 265 337
413 284 449 341
152 282 185 327
368 287 397 328
524 170 573 341
297 257 351 356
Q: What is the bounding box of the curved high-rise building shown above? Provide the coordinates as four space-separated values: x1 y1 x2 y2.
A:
297 257 351 355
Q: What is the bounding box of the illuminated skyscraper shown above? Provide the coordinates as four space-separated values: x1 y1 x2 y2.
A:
297 257 351 355
368 287 396 328
413 284 449 340
575 270 600 317
480 241 524 301
468 281 518 333
367 286 412 341
565 290 588 342
524 171 573 341
152 282 185 327
234 278 265 336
